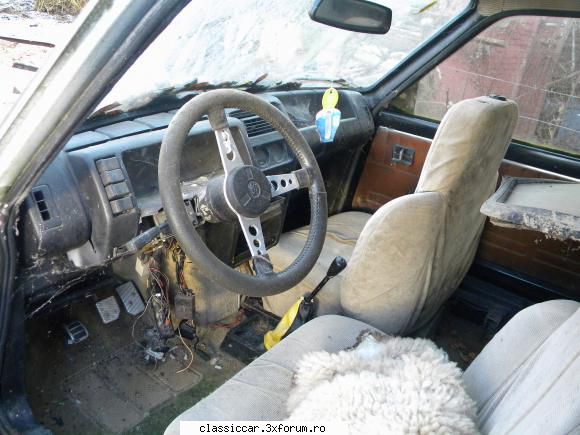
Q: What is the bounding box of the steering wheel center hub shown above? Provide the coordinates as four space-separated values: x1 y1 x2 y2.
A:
225 165 272 218
247 180 262 198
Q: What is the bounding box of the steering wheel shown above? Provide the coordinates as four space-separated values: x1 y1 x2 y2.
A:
158 89 328 297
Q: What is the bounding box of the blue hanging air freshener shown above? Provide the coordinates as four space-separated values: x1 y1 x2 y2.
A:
315 87 341 143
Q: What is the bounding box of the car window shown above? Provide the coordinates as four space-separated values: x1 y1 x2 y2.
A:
391 16 580 156
0 5 78 123
99 0 470 113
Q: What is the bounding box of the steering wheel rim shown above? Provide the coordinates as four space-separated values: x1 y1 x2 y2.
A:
158 89 328 297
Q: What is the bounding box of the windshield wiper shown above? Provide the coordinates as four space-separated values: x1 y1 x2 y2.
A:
294 77 353 88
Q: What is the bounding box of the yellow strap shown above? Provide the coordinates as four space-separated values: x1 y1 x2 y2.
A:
263 298 303 350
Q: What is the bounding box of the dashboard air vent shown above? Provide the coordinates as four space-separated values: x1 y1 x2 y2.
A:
229 110 254 120
30 185 61 229
243 117 275 137
229 110 275 137
33 190 51 221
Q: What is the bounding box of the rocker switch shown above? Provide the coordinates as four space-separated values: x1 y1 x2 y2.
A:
392 144 415 166
110 196 134 215
100 169 125 186
105 181 130 200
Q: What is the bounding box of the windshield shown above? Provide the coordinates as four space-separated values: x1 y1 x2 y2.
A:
99 0 469 113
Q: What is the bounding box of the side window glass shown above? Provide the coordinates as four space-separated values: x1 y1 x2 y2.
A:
392 16 580 156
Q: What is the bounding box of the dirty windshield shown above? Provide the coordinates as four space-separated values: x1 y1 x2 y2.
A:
99 0 469 113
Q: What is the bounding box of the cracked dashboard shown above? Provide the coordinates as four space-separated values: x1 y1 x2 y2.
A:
19 90 373 288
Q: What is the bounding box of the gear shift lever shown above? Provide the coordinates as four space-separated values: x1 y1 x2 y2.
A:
264 256 348 350
304 256 348 303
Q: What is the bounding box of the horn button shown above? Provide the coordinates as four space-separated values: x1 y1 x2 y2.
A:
225 165 272 218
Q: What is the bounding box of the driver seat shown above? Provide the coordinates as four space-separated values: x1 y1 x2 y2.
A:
165 300 580 433
264 96 519 334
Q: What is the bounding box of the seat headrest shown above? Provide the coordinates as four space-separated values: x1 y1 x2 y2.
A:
416 96 519 196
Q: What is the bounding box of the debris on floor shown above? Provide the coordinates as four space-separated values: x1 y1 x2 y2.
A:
26 289 245 434
221 302 279 364
433 309 491 370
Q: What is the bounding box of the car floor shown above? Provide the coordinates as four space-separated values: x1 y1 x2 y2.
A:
25 288 245 435
432 275 532 370
25 277 510 434
432 308 491 370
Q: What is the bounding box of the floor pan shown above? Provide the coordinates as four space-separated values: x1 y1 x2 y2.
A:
26 289 244 434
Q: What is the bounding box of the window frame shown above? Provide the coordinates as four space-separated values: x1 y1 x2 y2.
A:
365 5 580 163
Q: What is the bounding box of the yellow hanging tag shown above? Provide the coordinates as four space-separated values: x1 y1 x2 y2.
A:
322 87 339 110
316 87 341 143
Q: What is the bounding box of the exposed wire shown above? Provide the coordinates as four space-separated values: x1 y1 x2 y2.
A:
169 239 188 291
130 294 163 370
147 256 171 324
210 309 245 329
131 294 155 351
176 323 195 374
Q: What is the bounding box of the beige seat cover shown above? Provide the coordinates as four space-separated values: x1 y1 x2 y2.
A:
267 96 518 334
263 211 371 316
464 299 580 434
165 300 580 434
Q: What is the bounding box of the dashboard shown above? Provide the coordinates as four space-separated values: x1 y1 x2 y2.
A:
19 90 374 293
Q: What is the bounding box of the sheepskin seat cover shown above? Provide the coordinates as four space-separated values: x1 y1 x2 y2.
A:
165 305 580 434
287 332 478 434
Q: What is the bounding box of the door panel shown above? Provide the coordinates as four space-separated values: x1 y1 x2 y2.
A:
352 127 430 211
352 119 580 299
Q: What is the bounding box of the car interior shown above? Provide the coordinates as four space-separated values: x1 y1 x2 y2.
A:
1 0 579 434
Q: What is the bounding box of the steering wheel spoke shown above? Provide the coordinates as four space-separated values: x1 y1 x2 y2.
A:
237 215 274 276
214 126 246 174
267 168 310 197
238 215 268 257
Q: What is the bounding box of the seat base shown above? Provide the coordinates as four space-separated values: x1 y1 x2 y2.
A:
263 211 371 317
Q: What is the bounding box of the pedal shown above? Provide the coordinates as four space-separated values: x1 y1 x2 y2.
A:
116 281 146 316
95 295 121 324
63 320 89 345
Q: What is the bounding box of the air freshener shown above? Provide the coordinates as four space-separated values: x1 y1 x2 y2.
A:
315 88 341 143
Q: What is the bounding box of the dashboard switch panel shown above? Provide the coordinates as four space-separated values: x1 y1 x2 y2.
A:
105 181 130 200
95 157 136 216
95 156 121 172
100 168 125 186
110 196 135 215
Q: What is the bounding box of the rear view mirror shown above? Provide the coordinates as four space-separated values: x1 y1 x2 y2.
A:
309 0 392 34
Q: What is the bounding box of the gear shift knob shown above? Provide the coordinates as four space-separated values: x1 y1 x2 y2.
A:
326 256 347 278
305 256 348 303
